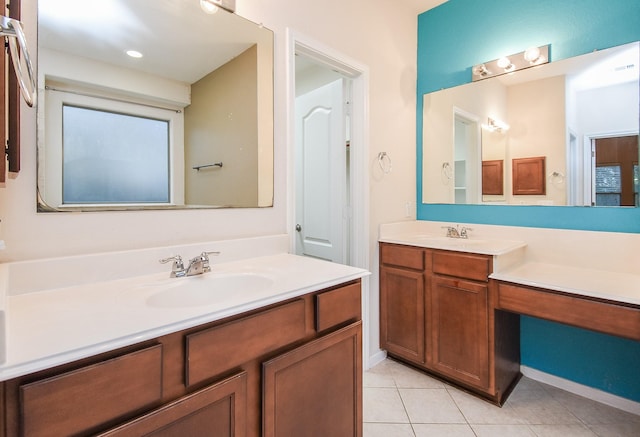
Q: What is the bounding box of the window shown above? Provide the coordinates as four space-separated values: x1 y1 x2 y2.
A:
62 105 170 204
42 87 184 208
595 165 621 206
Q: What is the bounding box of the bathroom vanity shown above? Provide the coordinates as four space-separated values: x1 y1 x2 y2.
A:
379 221 640 406
380 239 523 405
0 247 368 436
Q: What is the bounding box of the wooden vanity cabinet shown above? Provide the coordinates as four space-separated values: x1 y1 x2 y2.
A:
380 242 519 405
379 244 426 364
98 371 248 437
430 252 491 390
263 322 362 437
1 280 362 437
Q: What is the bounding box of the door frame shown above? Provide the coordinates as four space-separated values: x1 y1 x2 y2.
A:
583 129 638 205
286 28 371 366
452 107 481 204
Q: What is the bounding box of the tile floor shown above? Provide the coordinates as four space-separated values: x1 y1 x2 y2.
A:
364 358 640 437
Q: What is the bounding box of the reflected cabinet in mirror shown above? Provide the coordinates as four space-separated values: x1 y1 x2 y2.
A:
37 0 274 211
422 41 639 207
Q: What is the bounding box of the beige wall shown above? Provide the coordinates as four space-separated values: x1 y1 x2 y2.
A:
185 46 259 207
507 75 566 205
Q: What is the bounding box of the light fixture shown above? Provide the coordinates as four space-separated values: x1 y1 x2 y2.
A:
199 0 235 14
472 44 550 81
482 117 510 132
126 50 143 58
473 64 491 78
524 46 543 64
496 56 514 72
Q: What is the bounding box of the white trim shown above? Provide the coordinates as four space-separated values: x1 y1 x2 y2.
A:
285 28 371 367
367 350 387 371
521 365 640 416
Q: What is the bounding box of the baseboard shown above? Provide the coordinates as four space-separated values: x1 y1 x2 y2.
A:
365 349 387 370
521 365 640 416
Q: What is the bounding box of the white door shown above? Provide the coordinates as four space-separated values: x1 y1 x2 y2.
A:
295 78 347 263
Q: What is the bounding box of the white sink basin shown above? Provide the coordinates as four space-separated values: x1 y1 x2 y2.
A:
145 273 274 308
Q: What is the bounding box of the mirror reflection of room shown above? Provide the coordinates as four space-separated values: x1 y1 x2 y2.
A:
36 0 274 211
422 41 639 207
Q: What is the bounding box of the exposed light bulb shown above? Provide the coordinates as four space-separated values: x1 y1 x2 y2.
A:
474 64 490 77
200 0 219 14
524 46 541 63
486 117 510 132
497 56 514 71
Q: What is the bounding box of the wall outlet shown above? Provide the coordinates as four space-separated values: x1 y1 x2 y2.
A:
405 201 414 218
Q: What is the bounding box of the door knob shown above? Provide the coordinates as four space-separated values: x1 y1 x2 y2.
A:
295 224 302 232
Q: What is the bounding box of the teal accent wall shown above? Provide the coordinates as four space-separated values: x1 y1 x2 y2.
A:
417 0 640 402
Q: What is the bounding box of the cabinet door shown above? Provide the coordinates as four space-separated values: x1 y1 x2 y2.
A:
380 266 425 364
430 275 489 389
263 322 362 437
99 371 247 437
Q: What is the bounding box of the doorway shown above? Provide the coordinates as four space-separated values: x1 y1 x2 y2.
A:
592 135 639 206
287 29 371 365
294 61 351 263
453 109 480 204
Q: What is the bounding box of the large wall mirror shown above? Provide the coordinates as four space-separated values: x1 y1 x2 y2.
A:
36 0 274 211
423 41 639 207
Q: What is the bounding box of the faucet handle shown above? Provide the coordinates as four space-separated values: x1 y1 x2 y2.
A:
441 225 459 238
200 251 220 273
159 255 185 277
460 227 473 238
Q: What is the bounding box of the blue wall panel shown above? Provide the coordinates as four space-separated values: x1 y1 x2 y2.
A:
417 0 640 401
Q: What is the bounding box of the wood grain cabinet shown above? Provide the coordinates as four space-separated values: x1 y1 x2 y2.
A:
380 244 426 364
380 242 519 405
99 371 248 437
263 322 362 437
1 280 362 437
430 252 490 390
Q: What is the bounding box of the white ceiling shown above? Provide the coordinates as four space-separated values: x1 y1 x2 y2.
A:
38 0 271 84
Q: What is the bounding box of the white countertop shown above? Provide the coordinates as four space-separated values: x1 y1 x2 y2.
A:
491 262 640 307
2 253 369 381
379 233 527 256
379 221 640 308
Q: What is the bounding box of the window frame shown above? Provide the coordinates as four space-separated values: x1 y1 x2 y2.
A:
41 88 185 208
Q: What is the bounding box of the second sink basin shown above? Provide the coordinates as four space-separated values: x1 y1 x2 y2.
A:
145 273 274 308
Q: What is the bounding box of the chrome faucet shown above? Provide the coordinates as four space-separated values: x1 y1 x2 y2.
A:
442 225 473 239
160 251 220 278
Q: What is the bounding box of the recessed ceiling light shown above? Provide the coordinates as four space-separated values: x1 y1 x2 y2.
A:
126 50 143 58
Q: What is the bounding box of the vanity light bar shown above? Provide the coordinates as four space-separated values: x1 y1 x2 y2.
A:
472 44 550 82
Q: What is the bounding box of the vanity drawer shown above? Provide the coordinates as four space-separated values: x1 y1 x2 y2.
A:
316 281 361 332
20 344 163 437
432 251 490 282
186 299 307 387
497 282 640 341
380 243 425 270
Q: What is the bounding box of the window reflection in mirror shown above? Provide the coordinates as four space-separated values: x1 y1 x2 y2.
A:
422 41 639 207
36 0 274 212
